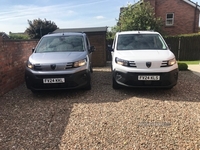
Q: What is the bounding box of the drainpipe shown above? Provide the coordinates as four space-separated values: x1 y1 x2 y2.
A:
193 2 198 33
178 37 181 61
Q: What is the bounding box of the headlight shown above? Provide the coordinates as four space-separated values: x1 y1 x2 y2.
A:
73 59 87 67
168 58 176 66
115 57 128 66
27 61 34 69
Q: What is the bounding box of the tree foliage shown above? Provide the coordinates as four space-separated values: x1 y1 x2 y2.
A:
116 2 163 32
106 26 121 40
25 18 58 39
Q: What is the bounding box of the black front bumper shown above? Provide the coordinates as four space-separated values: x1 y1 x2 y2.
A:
25 69 90 91
113 69 179 88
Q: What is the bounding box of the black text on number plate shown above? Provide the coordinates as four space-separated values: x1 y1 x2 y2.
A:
43 78 65 84
138 75 160 81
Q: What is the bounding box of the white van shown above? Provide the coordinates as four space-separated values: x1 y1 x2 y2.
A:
110 31 178 89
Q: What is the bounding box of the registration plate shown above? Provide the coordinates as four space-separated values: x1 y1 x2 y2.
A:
138 75 160 81
43 78 65 84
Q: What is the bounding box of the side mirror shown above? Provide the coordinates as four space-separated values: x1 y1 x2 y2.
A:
107 45 113 51
167 44 171 50
89 46 95 53
32 48 35 53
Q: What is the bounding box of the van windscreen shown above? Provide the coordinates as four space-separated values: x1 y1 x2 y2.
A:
35 35 85 53
117 34 167 50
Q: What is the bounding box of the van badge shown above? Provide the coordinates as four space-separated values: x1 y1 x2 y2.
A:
146 62 151 68
51 64 56 70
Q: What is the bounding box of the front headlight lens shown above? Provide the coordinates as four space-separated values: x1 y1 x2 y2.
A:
73 59 87 67
168 58 176 66
115 57 128 66
27 61 34 69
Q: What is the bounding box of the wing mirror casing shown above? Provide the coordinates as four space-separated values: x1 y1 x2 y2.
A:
32 48 35 53
167 44 171 50
89 46 95 53
107 45 113 51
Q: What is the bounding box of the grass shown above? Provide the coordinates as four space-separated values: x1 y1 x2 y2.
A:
178 60 200 65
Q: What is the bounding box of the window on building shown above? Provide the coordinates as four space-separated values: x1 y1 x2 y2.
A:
166 13 174 26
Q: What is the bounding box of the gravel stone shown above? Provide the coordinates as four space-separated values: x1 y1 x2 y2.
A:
0 65 200 149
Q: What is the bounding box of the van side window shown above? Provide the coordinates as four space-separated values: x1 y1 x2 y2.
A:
112 37 116 50
86 37 90 49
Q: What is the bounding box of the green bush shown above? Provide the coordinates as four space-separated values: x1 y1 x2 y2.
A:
9 34 29 40
178 63 188 71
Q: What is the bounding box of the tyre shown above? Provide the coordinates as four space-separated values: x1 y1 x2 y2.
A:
90 65 93 73
112 77 120 89
31 89 40 94
83 74 91 90
84 80 91 90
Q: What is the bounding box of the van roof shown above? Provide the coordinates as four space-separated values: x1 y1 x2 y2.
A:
117 31 159 35
44 32 86 37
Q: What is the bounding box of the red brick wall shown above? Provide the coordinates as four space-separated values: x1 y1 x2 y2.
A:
0 38 38 96
145 0 200 35
87 32 107 67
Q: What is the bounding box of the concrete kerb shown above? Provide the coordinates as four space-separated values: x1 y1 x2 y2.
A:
188 64 200 77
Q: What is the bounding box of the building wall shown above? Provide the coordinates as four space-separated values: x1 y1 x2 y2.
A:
86 32 107 67
0 38 38 96
144 0 199 35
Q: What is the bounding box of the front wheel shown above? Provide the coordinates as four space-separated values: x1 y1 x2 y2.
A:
31 89 40 94
112 77 120 89
84 80 91 90
90 65 93 73
83 73 91 90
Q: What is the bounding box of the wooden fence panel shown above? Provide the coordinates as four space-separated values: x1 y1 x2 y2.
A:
165 35 200 61
164 37 179 59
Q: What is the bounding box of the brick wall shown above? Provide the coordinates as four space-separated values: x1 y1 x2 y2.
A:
0 38 38 96
145 0 199 35
87 32 107 67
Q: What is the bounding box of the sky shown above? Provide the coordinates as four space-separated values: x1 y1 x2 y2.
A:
0 0 200 34
0 0 140 34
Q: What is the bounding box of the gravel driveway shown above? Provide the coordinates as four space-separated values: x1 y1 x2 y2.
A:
0 65 200 149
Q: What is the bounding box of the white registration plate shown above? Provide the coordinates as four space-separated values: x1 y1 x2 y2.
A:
138 75 160 81
43 78 65 84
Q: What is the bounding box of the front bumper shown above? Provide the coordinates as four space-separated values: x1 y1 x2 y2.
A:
25 68 90 91
113 69 179 88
